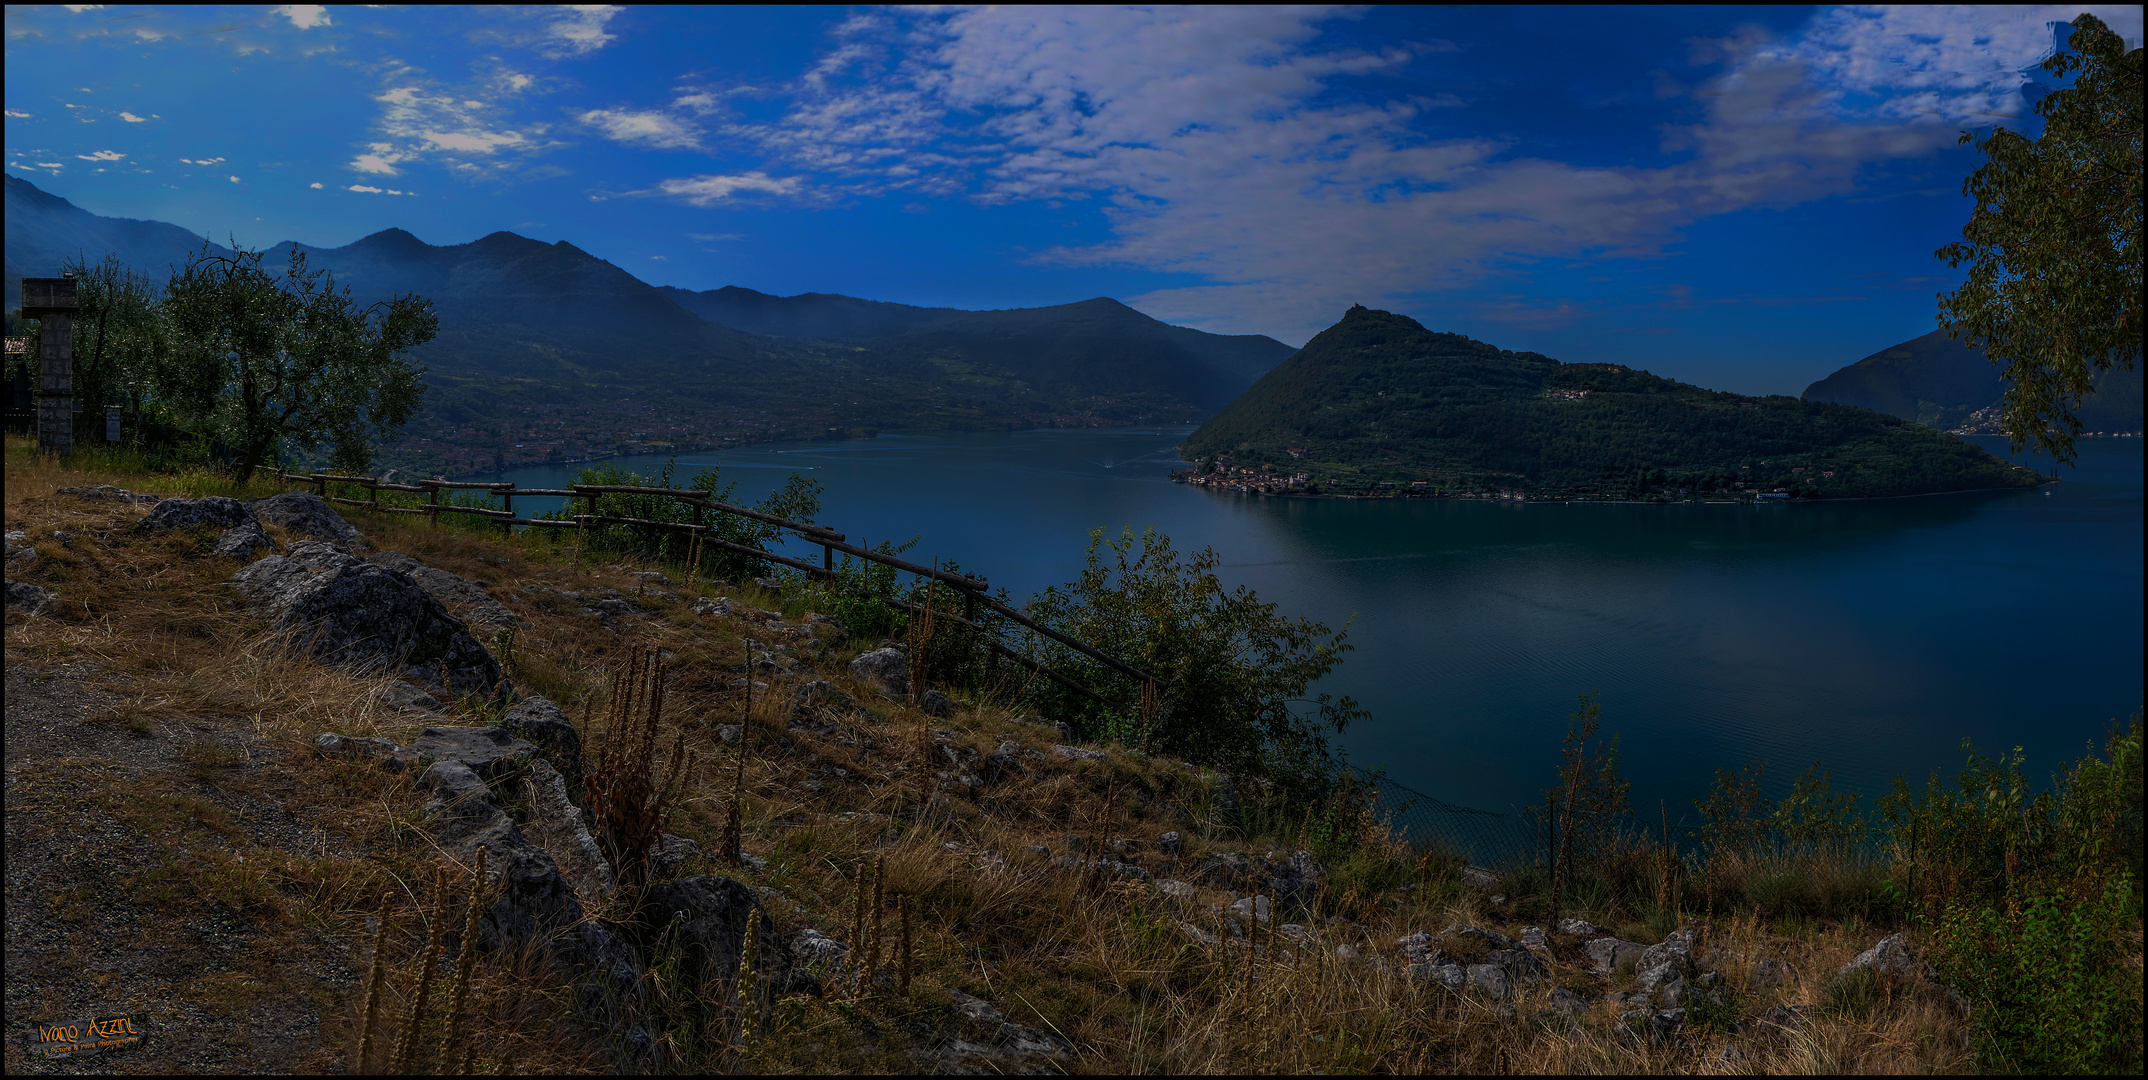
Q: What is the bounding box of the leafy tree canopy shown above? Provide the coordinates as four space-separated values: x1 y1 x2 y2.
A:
1936 12 2143 464
156 241 437 482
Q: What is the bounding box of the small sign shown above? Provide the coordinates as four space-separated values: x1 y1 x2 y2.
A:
107 405 122 443
29 1015 144 1060
3 337 24 355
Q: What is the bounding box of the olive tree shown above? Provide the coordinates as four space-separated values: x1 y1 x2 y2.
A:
155 242 436 482
1936 12 2142 463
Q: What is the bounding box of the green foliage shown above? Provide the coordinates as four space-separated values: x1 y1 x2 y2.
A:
1185 305 2042 498
1936 13 2143 464
1821 965 1882 1021
548 458 823 582
153 241 436 483
1774 761 1868 853
1021 526 1364 787
1546 692 1631 867
1935 874 2142 1075
790 537 919 642
1695 760 1772 856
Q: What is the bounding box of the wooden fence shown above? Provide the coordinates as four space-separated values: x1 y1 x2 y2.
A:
280 470 1158 710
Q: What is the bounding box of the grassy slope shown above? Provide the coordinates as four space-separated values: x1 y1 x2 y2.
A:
4 436 1996 1074
1188 307 2045 498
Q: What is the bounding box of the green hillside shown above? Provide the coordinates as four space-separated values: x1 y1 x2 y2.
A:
1803 326 2144 434
1184 306 2045 500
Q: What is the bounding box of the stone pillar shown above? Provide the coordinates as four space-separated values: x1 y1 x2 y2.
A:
21 275 79 457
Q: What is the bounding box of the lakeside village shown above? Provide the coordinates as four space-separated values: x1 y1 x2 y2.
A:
1172 452 1826 503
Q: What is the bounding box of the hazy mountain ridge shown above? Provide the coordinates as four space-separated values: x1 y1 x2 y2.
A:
5 172 1295 467
1802 326 2143 433
1186 305 2041 499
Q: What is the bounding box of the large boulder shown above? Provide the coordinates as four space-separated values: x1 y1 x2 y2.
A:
233 541 501 696
1586 936 1647 975
370 551 520 629
637 876 822 1000
211 520 278 561
1838 933 1932 981
136 495 254 533
5 580 56 615
499 695 585 803
250 491 367 549
849 647 909 697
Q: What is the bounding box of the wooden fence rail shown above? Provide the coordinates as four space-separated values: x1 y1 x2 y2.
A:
281 470 1161 709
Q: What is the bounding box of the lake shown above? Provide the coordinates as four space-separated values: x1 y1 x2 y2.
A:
473 430 2143 824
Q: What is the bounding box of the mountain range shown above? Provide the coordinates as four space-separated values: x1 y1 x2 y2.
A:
1802 326 2142 435
1186 305 2041 500
4 172 1295 450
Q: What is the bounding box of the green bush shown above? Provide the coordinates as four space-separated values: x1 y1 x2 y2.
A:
1935 874 2142 1075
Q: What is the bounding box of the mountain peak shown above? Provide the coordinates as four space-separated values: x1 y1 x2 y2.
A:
348 227 429 255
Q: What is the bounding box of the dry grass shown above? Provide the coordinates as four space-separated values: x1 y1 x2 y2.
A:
4 435 2001 1074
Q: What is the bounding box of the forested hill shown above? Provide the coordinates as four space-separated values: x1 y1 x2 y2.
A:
1184 306 2044 500
1802 326 2143 434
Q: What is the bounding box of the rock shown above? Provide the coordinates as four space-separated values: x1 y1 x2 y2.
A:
920 688 956 717
1052 744 1106 763
1486 947 1546 981
1586 936 1647 975
1636 960 1687 1007
1418 963 1466 989
1155 879 1197 900
690 596 733 618
1446 924 1521 952
4 579 56 615
1466 963 1512 1000
1640 927 1697 975
792 680 856 711
233 542 502 697
650 833 702 879
519 758 613 899
848 647 908 696
637 876 820 1001
137 495 255 533
250 491 367 549
1548 986 1590 1017
949 988 1004 1024
1158 831 1183 856
1557 917 1601 938
1460 865 1500 891
1179 922 1219 946
1231 894 1272 925
57 484 159 504
209 520 277 560
369 551 520 629
633 571 674 586
1839 933 1930 981
1520 926 1549 950
376 680 446 715
1750 957 1791 991
409 726 541 786
1761 1003 1809 1030
498 694 585 803
315 732 422 772
791 928 849 967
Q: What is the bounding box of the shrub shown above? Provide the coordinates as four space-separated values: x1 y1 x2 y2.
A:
1935 874 2141 1074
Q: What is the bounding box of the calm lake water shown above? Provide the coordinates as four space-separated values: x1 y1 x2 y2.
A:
474 430 2143 822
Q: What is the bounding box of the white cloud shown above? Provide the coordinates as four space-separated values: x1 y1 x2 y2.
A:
348 184 384 193
656 172 803 206
4 110 29 118
547 5 621 57
755 6 2142 341
650 255 667 261
118 111 146 122
75 149 125 161
229 175 240 183
275 5 331 30
581 107 700 149
354 81 545 176
310 181 323 188
178 156 227 165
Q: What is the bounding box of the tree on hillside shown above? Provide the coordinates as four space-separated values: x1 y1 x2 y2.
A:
1936 12 2142 463
154 242 436 482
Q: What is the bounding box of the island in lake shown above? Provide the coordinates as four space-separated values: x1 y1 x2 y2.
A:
1177 305 2048 501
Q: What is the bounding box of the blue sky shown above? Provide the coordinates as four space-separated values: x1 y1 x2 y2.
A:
5 4 2141 395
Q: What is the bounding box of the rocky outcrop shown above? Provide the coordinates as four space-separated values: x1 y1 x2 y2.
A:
211 520 278 561
233 542 501 697
5 579 56 615
848 647 908 697
250 492 368 549
499 694 585 803
57 484 160 504
638 876 820 1000
1585 935 1646 975
369 551 520 629
1839 933 1933 981
136 496 254 533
